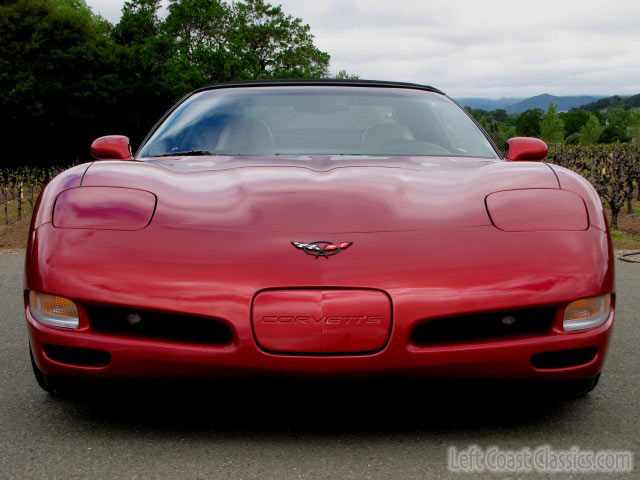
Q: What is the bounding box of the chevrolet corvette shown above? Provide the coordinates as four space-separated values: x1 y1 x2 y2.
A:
25 80 614 396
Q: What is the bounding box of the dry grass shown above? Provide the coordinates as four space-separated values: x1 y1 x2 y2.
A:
610 230 640 250
0 193 38 249
0 217 30 250
605 199 640 249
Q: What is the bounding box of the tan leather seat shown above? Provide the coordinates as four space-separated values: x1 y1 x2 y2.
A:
360 123 415 150
216 117 276 153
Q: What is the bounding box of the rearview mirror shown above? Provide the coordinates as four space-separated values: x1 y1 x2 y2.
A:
90 135 133 160
504 137 548 162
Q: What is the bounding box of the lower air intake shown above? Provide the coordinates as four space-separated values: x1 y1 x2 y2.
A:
88 306 233 346
43 344 110 367
531 347 598 369
411 308 555 345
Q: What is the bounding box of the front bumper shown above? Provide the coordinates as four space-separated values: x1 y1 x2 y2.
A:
28 305 613 381
26 223 615 381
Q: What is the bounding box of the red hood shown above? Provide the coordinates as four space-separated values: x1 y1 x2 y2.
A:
81 155 559 234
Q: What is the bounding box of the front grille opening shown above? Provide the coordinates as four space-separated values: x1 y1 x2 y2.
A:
411 308 556 346
44 344 110 367
531 347 598 369
88 306 233 346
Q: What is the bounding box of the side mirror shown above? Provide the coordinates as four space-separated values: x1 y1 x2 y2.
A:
504 137 548 162
90 135 133 160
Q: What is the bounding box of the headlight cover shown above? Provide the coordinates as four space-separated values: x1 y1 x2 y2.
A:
29 291 79 329
53 186 156 230
485 189 588 232
563 294 611 332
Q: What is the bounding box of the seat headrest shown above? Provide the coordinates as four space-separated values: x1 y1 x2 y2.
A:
361 123 415 150
216 117 276 153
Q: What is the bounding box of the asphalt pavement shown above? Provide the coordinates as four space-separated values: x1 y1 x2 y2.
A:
1 251 638 479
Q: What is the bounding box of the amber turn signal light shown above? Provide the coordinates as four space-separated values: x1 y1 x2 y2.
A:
563 294 611 332
29 291 79 329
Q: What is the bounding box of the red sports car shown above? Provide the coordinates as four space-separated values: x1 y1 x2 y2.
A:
25 80 614 396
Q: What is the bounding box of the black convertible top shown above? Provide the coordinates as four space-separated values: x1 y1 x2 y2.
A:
193 79 446 96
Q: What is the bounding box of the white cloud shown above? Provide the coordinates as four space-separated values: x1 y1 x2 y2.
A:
87 0 127 23
86 0 640 98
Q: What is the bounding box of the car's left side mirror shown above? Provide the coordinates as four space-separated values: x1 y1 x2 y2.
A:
504 137 548 162
90 135 133 160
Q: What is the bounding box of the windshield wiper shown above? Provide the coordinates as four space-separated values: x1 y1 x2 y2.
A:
152 150 213 157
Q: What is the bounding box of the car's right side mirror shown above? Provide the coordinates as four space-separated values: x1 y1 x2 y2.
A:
504 137 548 162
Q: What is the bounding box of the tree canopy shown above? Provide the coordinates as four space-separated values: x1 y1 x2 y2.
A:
580 94 640 112
578 115 604 145
467 101 640 148
540 103 565 145
0 0 331 167
559 109 590 137
515 108 543 137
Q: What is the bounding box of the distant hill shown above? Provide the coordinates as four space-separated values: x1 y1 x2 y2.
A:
504 94 602 114
578 94 640 112
455 94 604 114
455 97 523 111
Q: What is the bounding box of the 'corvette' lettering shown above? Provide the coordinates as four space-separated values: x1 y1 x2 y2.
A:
261 316 382 325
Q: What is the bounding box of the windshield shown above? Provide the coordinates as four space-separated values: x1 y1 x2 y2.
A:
139 86 498 158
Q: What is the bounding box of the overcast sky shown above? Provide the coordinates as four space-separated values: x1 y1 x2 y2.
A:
85 0 640 98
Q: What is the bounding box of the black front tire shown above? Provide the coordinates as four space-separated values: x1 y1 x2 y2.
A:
30 346 54 393
29 346 78 396
556 374 601 398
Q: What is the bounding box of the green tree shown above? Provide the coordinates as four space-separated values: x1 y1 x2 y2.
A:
627 111 640 144
492 109 508 123
113 0 162 45
515 108 543 137
111 0 184 148
0 0 331 166
598 108 631 143
163 0 232 84
333 70 359 79
540 103 565 144
226 0 330 79
0 0 120 167
559 110 590 137
465 108 515 151
490 123 516 153
578 115 604 144
162 0 330 82
565 132 580 145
